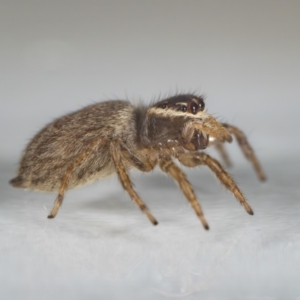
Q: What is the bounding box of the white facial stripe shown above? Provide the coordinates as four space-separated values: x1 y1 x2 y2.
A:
147 107 209 119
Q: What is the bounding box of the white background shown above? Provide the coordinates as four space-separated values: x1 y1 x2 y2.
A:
1 1 300 299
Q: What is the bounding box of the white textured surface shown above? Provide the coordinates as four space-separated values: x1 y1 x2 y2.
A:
1 154 300 299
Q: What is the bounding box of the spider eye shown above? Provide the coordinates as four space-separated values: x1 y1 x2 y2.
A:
181 106 187 112
191 102 198 114
199 100 205 111
162 103 167 109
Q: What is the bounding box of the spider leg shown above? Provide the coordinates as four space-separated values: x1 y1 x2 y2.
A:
222 123 266 181
110 140 158 225
208 140 232 167
178 152 254 215
159 158 209 230
120 148 157 172
215 142 232 167
48 138 102 218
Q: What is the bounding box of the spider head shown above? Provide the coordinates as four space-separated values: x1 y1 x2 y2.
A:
148 94 209 150
141 94 231 150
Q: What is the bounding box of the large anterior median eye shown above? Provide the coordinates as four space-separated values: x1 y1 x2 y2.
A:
191 102 198 114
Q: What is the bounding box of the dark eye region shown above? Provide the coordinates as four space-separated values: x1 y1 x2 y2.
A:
190 102 198 114
154 94 205 113
181 106 187 112
191 98 205 113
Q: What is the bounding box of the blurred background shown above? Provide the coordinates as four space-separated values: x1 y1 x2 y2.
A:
1 1 300 299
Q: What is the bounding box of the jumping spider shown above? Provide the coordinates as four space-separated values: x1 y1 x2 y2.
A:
10 94 266 230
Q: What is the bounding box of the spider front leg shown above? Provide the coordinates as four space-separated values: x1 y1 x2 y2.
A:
209 139 232 168
215 142 232 167
222 123 266 181
110 140 158 225
159 159 209 230
178 152 254 215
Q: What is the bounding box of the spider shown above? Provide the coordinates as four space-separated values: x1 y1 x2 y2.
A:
10 94 266 230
